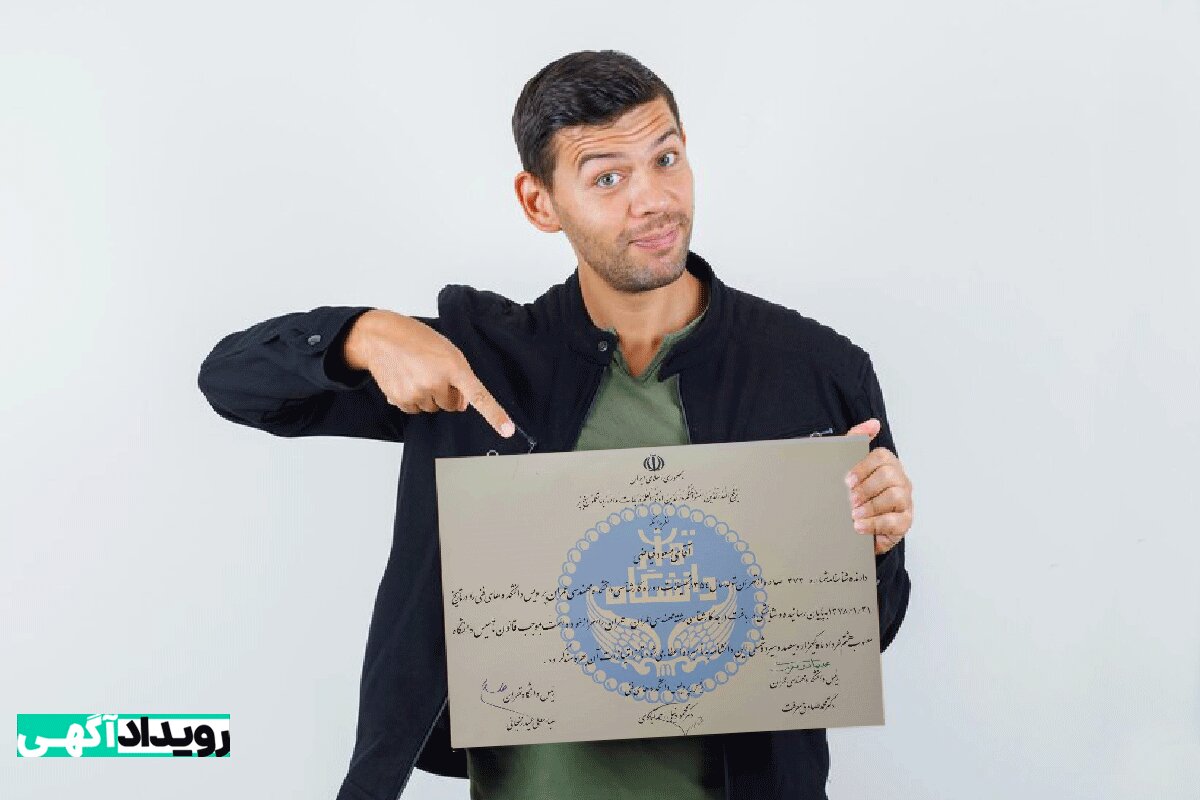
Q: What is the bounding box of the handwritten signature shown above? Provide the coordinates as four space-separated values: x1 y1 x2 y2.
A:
480 678 556 732
636 701 705 735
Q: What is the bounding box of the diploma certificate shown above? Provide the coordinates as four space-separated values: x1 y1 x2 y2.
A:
434 435 884 748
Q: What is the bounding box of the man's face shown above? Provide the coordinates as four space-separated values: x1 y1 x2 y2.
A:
544 97 694 293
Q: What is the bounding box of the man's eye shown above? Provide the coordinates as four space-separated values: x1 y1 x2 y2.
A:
595 152 677 188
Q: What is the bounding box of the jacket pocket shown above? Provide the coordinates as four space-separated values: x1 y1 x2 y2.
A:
462 413 539 457
481 429 537 456
758 420 839 440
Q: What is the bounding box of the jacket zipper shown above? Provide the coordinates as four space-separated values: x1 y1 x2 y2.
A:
566 364 606 451
394 693 449 800
514 422 538 453
676 372 693 444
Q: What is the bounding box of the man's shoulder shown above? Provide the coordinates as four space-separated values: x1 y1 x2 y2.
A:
723 282 869 372
435 274 570 337
434 282 532 332
436 282 526 318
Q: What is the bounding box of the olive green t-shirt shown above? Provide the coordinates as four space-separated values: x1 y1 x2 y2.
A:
464 300 724 800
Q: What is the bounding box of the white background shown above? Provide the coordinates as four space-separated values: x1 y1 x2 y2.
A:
2 2 1197 798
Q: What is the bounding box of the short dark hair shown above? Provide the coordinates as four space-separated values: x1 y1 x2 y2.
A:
512 49 681 191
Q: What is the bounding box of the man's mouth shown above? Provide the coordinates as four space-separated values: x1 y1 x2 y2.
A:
632 224 679 251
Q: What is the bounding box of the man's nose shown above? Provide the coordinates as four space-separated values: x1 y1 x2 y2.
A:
627 168 674 217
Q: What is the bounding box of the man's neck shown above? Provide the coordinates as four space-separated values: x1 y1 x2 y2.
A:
578 263 708 377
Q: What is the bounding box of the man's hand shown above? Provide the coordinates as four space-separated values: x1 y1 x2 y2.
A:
842 418 913 555
343 310 516 438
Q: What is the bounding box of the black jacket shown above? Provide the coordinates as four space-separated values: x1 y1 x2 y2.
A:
196 249 910 800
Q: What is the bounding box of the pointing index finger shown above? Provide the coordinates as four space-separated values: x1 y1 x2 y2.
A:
454 368 515 438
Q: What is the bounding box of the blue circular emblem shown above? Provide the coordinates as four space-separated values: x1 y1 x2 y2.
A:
557 503 768 703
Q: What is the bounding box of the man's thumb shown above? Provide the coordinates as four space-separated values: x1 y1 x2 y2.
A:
845 418 881 441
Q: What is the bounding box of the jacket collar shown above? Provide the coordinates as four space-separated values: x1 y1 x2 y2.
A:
556 249 729 378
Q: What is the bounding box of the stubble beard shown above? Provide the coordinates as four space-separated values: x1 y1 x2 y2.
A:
577 218 692 294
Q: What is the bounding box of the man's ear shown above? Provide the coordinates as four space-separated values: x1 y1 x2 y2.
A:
514 171 562 234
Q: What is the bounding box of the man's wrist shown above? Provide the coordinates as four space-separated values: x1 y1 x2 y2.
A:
342 309 380 371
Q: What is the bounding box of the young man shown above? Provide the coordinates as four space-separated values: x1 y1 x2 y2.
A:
198 49 913 800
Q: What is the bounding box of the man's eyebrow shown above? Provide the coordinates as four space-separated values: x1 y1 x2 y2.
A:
575 127 682 173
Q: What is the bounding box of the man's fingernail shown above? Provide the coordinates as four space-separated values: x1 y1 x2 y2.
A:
501 421 515 437
845 473 857 488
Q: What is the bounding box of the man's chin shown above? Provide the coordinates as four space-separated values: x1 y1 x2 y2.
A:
625 257 688 292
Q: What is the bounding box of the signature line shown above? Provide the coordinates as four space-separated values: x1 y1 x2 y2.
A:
479 694 542 720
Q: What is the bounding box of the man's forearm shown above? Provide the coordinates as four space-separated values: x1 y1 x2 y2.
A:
342 309 383 372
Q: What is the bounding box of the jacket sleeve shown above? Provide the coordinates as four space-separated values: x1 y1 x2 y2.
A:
196 305 432 442
850 352 911 653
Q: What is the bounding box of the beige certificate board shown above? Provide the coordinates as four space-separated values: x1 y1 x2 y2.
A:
434 436 884 748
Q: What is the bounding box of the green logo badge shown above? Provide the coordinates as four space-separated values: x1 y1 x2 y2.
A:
16 714 230 757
